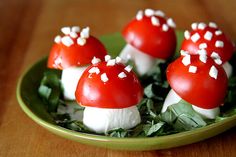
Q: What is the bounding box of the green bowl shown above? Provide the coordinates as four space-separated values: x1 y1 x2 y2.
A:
16 32 236 151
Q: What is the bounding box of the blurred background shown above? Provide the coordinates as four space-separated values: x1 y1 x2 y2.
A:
0 0 236 156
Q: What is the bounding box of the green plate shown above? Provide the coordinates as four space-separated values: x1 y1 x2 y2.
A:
16 32 236 150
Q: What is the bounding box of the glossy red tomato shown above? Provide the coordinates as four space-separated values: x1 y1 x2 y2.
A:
167 55 228 109
181 25 235 63
47 35 107 70
122 16 176 59
75 62 143 108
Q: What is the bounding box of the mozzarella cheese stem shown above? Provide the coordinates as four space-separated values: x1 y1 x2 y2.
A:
119 44 156 76
83 106 141 134
222 61 232 78
61 66 88 100
162 89 220 119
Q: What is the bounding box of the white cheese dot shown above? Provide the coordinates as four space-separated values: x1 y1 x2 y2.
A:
124 65 133 72
182 55 191 66
101 73 109 83
71 26 80 32
198 22 206 30
54 35 61 44
191 22 198 30
69 31 78 38
80 27 90 39
136 10 143 21
199 43 207 49
61 27 71 35
197 49 207 56
209 66 218 79
214 58 222 65
162 24 169 32
215 30 222 36
154 10 165 17
209 22 217 28
115 56 122 63
180 50 189 56
211 52 220 59
167 18 176 28
77 37 86 46
199 54 207 63
184 30 190 40
118 72 127 79
91 57 101 65
191 33 200 43
151 16 160 26
204 31 213 41
61 36 74 47
54 57 62 66
144 9 154 17
189 66 197 73
106 59 116 66
215 40 224 48
105 55 111 62
89 67 100 74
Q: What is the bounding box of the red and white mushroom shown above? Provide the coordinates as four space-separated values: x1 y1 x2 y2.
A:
47 26 107 100
119 9 177 75
75 56 143 133
181 22 235 77
162 54 228 119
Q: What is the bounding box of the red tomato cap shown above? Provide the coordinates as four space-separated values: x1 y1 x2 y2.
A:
75 60 143 109
122 9 177 59
181 22 235 64
167 54 228 109
47 27 107 70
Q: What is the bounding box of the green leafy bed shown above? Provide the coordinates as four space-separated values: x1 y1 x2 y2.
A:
38 53 236 138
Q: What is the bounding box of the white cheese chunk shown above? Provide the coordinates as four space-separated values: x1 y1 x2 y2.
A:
191 33 200 43
106 59 116 66
184 30 190 40
151 16 160 26
118 72 127 78
215 40 224 48
209 65 218 79
182 54 191 66
54 35 61 44
204 31 213 41
88 67 100 74
124 65 133 72
136 10 143 21
144 9 154 17
209 22 217 28
61 36 74 47
61 27 71 35
77 37 86 46
83 106 141 133
162 24 169 32
101 73 109 83
189 66 197 73
71 26 80 32
167 18 176 28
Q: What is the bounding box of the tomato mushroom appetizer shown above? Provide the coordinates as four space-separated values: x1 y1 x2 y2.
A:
75 56 143 133
119 9 177 75
162 54 228 119
181 22 235 77
47 26 107 100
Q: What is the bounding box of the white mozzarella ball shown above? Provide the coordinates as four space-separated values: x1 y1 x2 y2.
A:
119 44 156 76
61 66 88 100
83 106 141 133
161 89 181 113
162 89 220 119
192 105 220 119
222 61 233 78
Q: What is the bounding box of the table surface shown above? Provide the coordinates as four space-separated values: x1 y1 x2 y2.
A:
1 0 236 156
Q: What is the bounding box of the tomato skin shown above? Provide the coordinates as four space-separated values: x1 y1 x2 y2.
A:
47 35 107 70
75 62 143 109
181 26 235 63
166 55 228 109
122 16 176 59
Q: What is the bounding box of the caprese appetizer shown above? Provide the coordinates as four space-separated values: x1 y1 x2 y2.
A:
47 26 107 100
181 22 235 77
119 9 177 75
75 56 143 133
162 54 228 119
